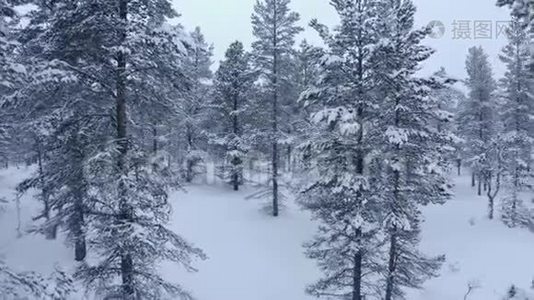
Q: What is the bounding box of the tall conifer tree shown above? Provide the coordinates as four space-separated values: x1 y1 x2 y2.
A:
212 41 255 190
251 0 303 216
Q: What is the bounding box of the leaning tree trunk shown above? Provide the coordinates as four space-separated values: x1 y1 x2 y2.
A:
487 169 501 220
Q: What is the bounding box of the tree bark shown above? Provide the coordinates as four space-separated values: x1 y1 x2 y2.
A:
271 0 279 217
186 125 194 183
36 139 56 240
272 142 279 217
117 0 134 296
232 91 240 191
488 193 495 220
72 134 86 262
73 193 86 261
152 126 158 154
384 232 397 300
287 145 292 172
477 174 484 196
487 167 501 220
232 173 239 191
352 246 363 300
385 80 403 300
351 2 365 297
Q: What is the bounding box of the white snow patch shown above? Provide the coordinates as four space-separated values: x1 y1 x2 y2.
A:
0 168 533 299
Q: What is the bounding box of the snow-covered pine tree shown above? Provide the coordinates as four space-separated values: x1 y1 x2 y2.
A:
457 46 497 196
0 1 42 295
0 0 23 96
18 0 206 298
496 0 530 14
211 41 256 190
295 40 323 92
0 3 75 297
17 122 60 241
180 27 213 183
251 0 303 216
81 5 206 299
375 1 452 298
496 0 534 72
432 68 466 175
0 261 74 299
298 0 387 298
498 17 534 227
0 0 25 164
291 40 324 176
431 68 461 134
15 110 111 259
14 0 120 260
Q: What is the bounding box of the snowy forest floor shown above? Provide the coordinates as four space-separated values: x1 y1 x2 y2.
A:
0 166 532 300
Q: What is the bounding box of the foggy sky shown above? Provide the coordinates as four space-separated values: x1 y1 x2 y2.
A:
174 0 511 83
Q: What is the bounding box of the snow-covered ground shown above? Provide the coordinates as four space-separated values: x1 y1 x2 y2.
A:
0 166 532 299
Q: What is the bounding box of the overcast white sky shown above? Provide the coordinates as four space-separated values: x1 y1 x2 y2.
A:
173 0 510 82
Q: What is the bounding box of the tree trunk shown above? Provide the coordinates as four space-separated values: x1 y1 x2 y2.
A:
232 92 240 191
477 174 483 196
232 173 239 191
121 253 134 298
186 159 193 183
117 0 134 296
271 1 279 217
72 135 87 262
511 168 519 223
352 248 363 300
351 3 365 296
457 159 461 176
486 170 500 220
186 126 194 183
385 94 402 300
471 172 475 187
152 126 158 154
384 232 397 300
74 231 86 261
272 142 279 217
73 193 86 261
37 140 56 240
488 195 495 220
